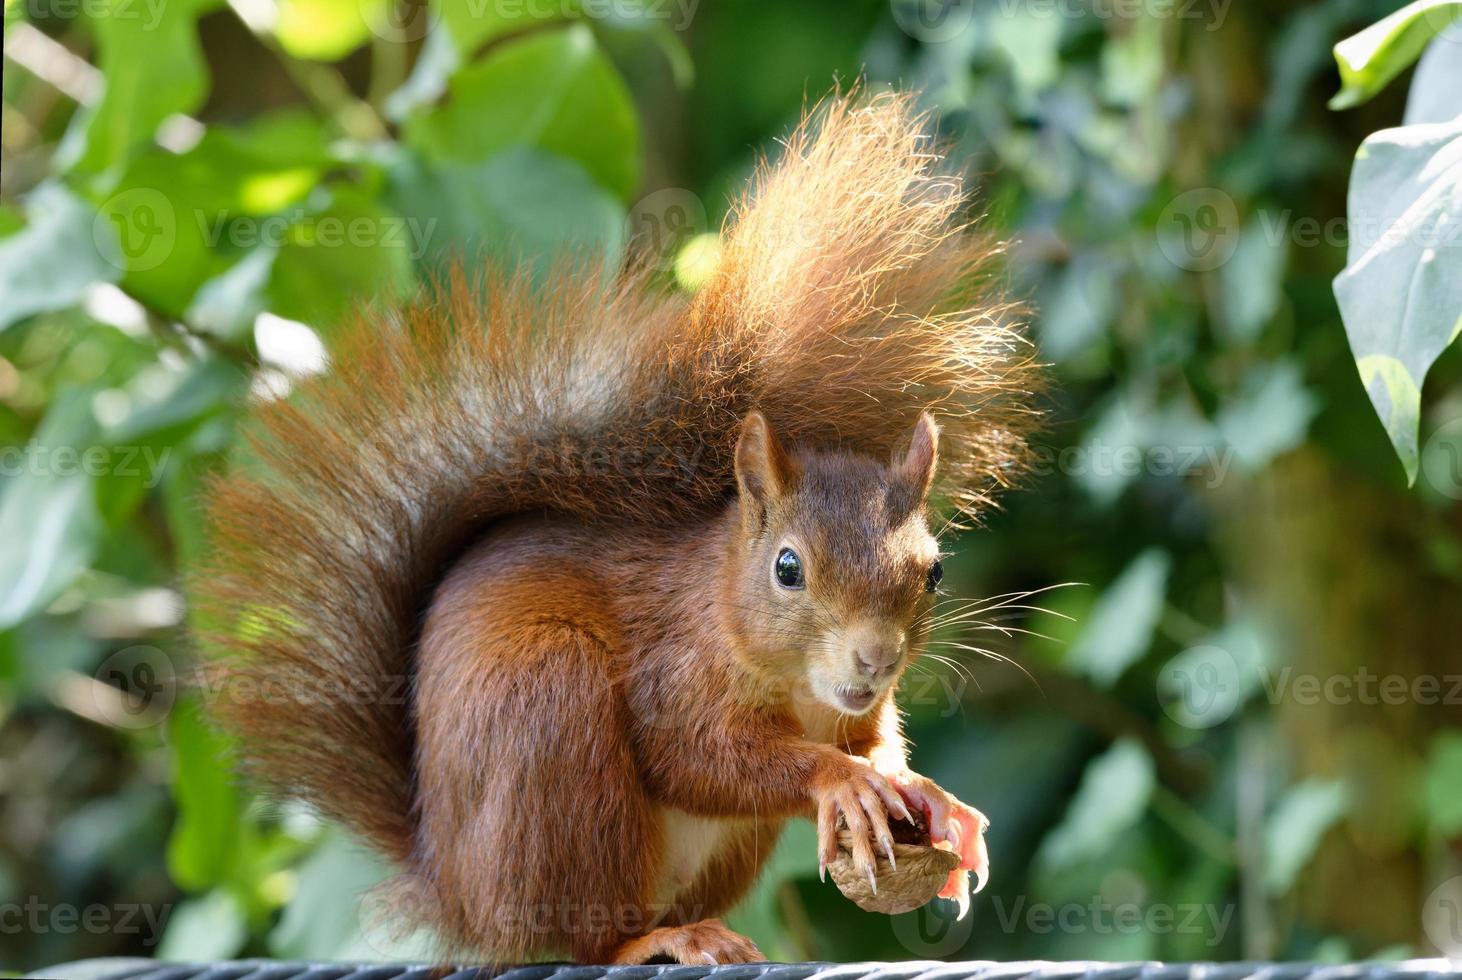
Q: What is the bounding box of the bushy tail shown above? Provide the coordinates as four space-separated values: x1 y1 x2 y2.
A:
191 92 1041 865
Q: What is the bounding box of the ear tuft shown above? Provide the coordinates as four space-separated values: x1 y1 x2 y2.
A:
735 411 789 526
894 412 939 501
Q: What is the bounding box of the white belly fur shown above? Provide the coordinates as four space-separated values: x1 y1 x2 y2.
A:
656 808 739 904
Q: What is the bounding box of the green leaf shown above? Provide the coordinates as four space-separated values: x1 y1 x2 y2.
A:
390 0 674 120
67 0 221 177
1423 731 1462 836
98 117 332 316
435 0 570 53
386 147 625 279
0 201 25 237
383 25 458 120
185 247 278 338
404 24 641 200
1332 121 1462 482
0 392 104 629
1068 549 1170 687
1218 223 1288 342
1329 0 1462 110
268 831 393 959
275 0 390 60
1264 779 1348 894
155 889 247 961
262 187 416 330
0 184 121 331
1215 360 1319 470
1036 738 1155 874
989 3 1063 105
166 694 242 891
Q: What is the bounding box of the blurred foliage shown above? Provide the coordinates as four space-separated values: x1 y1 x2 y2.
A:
2 0 1462 973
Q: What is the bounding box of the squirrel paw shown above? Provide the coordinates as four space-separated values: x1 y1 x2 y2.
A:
813 759 914 894
884 769 990 905
610 919 766 965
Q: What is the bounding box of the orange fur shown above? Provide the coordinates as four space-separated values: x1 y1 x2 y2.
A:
192 92 1040 963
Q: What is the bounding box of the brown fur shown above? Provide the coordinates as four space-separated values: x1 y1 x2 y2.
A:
191 92 1040 962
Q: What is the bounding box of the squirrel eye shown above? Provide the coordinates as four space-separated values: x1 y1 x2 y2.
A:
925 560 944 593
775 548 805 589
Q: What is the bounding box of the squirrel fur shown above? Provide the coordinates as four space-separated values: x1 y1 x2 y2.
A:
193 93 1041 965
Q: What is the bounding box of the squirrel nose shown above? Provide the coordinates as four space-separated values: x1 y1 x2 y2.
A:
855 648 899 678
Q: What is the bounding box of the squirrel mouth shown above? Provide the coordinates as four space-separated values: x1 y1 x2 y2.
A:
833 684 878 713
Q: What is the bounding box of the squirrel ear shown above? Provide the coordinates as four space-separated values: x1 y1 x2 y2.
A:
735 410 790 526
894 411 939 501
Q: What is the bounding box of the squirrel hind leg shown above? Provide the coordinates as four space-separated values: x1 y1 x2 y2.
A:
609 919 766 966
415 552 659 963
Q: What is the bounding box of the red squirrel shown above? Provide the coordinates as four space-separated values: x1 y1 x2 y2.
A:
193 93 1041 965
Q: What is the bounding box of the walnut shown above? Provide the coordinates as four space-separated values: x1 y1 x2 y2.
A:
827 812 960 915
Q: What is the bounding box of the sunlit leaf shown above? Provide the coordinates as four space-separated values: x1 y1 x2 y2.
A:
1330 0 1462 110
275 0 390 61
1332 120 1462 482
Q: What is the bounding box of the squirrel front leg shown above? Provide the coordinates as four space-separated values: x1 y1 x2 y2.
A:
636 709 913 888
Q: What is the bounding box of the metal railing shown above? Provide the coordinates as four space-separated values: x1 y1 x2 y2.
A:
28 960 1462 980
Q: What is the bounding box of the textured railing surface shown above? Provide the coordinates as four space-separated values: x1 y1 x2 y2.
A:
27 961 1462 980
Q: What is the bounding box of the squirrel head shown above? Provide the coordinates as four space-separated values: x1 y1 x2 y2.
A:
724 410 943 716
